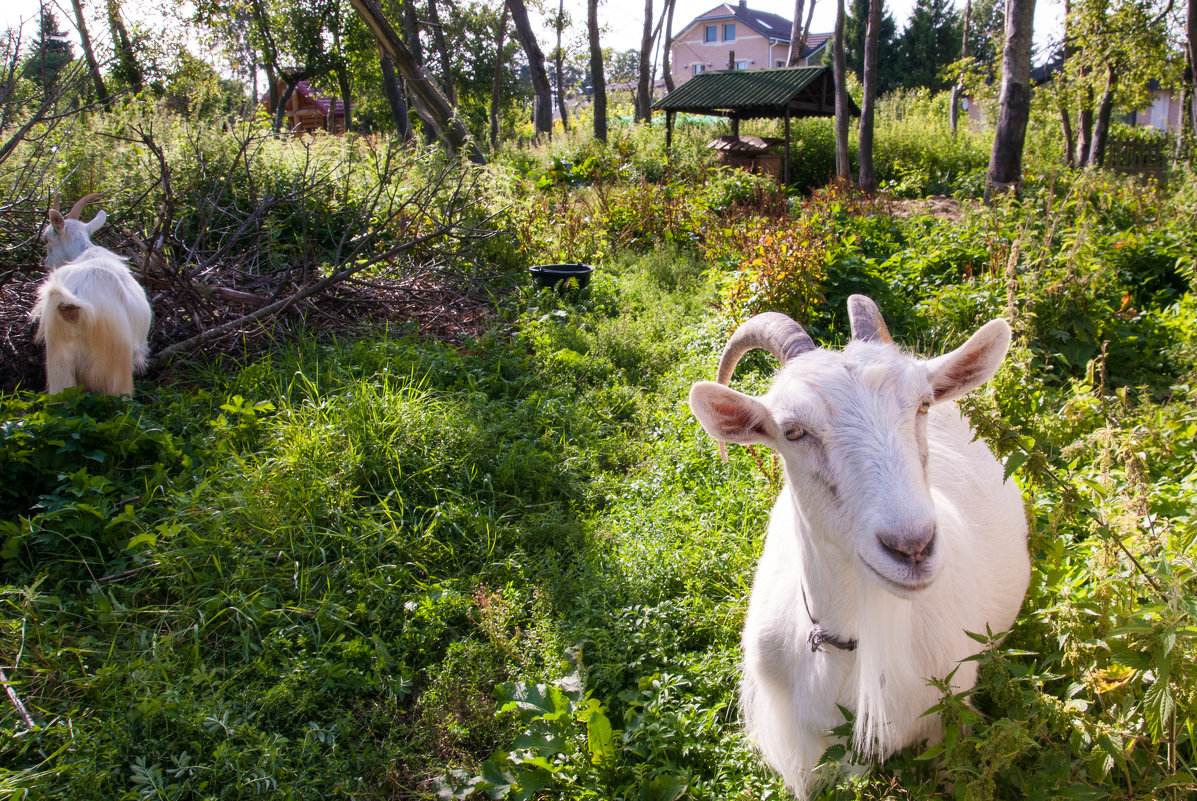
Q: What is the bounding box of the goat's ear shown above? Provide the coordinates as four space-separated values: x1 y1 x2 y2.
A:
926 318 1011 402
689 381 777 452
48 209 66 235
86 209 107 234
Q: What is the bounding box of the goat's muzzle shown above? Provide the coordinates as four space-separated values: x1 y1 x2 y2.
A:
870 522 939 592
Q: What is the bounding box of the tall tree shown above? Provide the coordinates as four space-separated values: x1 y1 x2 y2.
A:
833 0 851 179
787 0 818 65
845 0 897 89
1188 0 1197 132
426 0 457 106
588 0 607 140
506 0 553 139
490 4 510 149
553 0 570 129
895 0 960 90
380 51 414 140
22 11 75 90
949 0 970 133
1064 0 1174 168
662 0 677 92
348 0 484 161
106 0 143 92
70 0 110 102
859 0 881 191
986 0 1034 197
636 0 654 122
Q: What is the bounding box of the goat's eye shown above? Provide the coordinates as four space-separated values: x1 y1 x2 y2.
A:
783 424 805 441
918 397 932 414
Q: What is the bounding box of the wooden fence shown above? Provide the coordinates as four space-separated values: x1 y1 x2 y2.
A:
1104 135 1191 179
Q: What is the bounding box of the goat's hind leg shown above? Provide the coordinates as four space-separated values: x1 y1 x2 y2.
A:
44 339 79 394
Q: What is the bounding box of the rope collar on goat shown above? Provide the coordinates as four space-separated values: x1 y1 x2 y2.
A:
801 582 857 652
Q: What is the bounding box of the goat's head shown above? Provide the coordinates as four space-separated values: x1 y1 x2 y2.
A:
689 296 1011 597
43 193 106 269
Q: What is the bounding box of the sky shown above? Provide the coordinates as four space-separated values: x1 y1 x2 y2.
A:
1 0 1066 72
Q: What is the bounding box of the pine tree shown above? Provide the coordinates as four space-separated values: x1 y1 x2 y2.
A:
845 0 899 92
895 0 960 90
22 10 76 89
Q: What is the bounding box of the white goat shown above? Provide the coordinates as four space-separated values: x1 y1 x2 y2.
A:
29 194 152 397
688 296 1030 798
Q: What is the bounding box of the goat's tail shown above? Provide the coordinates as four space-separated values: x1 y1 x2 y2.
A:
31 280 90 342
32 277 145 395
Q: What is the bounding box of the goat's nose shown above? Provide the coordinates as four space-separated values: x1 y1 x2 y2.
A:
877 523 936 566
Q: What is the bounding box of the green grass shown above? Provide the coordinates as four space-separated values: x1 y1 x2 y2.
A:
3 145 1197 801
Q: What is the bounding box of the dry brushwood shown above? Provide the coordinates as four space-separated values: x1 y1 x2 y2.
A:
1 128 504 392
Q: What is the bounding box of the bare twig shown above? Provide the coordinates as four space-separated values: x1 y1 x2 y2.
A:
0 666 38 731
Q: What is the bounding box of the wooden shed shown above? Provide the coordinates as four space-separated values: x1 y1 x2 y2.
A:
265 78 349 134
654 66 856 184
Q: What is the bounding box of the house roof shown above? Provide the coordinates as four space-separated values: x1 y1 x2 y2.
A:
653 66 856 119
294 80 347 115
680 3 831 58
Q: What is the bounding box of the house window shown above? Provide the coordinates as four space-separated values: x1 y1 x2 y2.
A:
704 25 717 43
735 59 749 70
694 63 707 74
776 60 785 67
723 23 736 41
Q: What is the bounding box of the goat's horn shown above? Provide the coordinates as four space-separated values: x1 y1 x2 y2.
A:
847 294 893 343
66 193 104 220
51 193 61 213
717 312 816 386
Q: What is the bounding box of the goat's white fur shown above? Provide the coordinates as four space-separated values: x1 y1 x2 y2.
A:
688 299 1030 798
30 198 152 396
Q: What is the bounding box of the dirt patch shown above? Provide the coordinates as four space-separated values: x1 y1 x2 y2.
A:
885 196 968 222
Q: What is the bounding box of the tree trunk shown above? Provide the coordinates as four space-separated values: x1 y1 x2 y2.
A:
507 0 554 139
380 53 413 141
787 0 813 65
404 0 425 66
1059 103 1076 168
662 0 677 92
588 0 607 141
273 75 305 132
71 0 109 102
637 0 654 122
1057 0 1075 166
1188 0 1197 131
833 0 851 179
427 0 457 106
331 25 352 132
985 0 1035 198
554 0 570 130
334 66 352 132
1090 65 1116 167
858 0 881 191
248 0 281 118
491 5 509 149
1076 86 1093 166
950 0 971 133
106 0 142 92
348 0 485 163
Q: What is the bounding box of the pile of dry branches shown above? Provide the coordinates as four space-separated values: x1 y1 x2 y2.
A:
1 125 506 394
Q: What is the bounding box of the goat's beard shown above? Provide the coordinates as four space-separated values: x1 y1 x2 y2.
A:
851 576 921 759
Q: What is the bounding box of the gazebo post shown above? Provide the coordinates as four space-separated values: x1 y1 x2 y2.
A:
784 108 791 186
731 115 740 138
666 111 674 150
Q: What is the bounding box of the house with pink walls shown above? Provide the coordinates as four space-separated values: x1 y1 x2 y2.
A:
669 1 830 87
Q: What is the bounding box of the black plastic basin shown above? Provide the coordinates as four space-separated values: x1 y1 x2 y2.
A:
530 263 594 290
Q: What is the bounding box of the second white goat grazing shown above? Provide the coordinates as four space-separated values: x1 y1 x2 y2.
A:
688 296 1030 798
30 194 152 397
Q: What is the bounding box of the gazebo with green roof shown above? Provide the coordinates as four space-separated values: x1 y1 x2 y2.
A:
653 66 857 184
